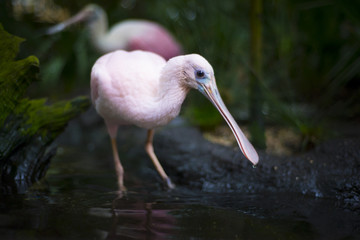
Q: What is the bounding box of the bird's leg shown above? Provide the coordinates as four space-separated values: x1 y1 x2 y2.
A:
110 137 127 192
145 129 175 189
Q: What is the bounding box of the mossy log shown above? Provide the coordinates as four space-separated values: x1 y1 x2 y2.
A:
0 24 90 193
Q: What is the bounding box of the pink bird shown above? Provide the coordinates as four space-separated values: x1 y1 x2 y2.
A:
91 50 259 191
46 4 182 60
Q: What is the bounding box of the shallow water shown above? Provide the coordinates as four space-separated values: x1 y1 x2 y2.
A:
2 178 359 240
1 125 359 240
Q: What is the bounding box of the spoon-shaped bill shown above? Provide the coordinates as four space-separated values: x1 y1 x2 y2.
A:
199 80 259 165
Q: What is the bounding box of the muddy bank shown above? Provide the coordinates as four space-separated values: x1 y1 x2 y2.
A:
56 108 360 213
152 126 360 212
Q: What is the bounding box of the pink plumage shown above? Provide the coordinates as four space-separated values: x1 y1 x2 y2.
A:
127 21 182 60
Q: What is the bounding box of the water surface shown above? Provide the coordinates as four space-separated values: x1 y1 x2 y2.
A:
1 124 359 239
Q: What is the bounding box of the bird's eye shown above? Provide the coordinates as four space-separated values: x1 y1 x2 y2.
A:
196 70 205 78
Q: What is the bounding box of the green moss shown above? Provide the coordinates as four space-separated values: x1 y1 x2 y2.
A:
0 24 90 188
0 24 40 125
14 97 89 137
0 24 24 63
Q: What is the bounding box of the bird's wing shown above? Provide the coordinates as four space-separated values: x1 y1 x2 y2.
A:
90 50 166 125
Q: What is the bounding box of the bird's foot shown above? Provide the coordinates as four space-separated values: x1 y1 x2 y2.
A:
117 183 127 194
164 177 176 190
120 185 127 192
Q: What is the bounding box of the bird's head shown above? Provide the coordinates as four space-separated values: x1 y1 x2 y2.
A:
78 4 105 24
179 54 215 90
167 54 259 165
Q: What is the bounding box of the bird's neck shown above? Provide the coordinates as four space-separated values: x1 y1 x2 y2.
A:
159 76 189 105
87 13 109 52
155 60 190 124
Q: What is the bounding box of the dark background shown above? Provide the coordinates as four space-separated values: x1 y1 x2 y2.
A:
1 0 359 153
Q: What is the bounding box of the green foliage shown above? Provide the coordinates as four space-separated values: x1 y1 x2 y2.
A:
249 0 266 149
262 0 360 146
184 95 222 129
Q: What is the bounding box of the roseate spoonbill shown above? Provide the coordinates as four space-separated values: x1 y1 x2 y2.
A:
46 4 181 60
91 50 259 191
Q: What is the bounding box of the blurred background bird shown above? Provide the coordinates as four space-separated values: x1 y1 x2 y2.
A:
46 4 182 60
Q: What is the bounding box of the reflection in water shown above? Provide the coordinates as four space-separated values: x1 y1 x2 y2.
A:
85 191 177 240
103 198 177 240
1 182 360 240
